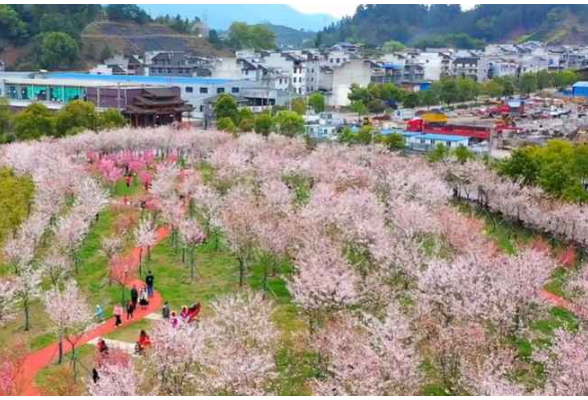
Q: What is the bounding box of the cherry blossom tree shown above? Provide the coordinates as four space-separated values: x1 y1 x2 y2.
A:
148 318 206 395
178 219 205 280
147 291 278 395
288 230 360 333
418 247 553 335
134 214 157 277
218 186 261 286
0 340 28 396
191 184 222 249
87 362 142 396
110 254 135 306
100 236 124 263
54 213 89 274
0 279 17 327
204 291 279 395
44 280 94 366
313 303 421 395
533 328 588 395
13 265 42 331
42 251 72 285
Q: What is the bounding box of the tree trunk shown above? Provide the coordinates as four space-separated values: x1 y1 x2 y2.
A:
238 258 245 287
24 303 30 331
189 248 196 280
138 247 143 278
58 339 63 364
121 284 126 306
262 267 268 300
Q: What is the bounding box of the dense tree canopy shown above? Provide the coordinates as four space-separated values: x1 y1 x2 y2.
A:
228 22 276 50
317 4 588 47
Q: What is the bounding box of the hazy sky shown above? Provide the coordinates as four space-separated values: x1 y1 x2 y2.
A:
291 3 476 18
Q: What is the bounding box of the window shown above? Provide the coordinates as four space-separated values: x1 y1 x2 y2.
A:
185 86 193 93
217 87 225 94
336 58 340 63
231 87 239 94
279 78 283 84
199 105 204 112
200 87 209 94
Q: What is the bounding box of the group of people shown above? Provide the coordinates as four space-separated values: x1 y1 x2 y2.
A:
162 301 202 327
112 271 155 328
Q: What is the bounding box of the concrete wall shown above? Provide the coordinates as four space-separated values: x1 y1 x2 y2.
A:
330 60 372 107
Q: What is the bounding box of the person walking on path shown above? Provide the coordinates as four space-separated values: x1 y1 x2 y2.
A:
130 285 139 309
126 301 135 320
139 286 149 310
145 270 155 298
95 305 103 322
162 301 170 320
113 304 123 327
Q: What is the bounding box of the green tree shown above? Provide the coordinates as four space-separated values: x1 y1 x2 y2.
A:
0 5 28 44
385 132 405 150
39 13 75 36
273 110 305 137
350 101 368 120
381 39 406 52
518 73 538 95
237 108 254 125
37 32 79 70
105 5 150 24
367 99 385 114
338 127 355 144
357 125 379 145
553 70 578 89
239 118 255 132
482 79 503 98
453 144 475 164
308 92 325 113
214 94 239 124
0 98 12 143
0 167 34 244
254 113 274 136
348 83 372 105
13 103 55 140
291 98 307 116
427 143 450 162
417 89 439 109
403 93 419 108
99 109 127 130
536 70 553 90
216 117 238 135
228 22 275 50
499 146 540 185
54 100 98 137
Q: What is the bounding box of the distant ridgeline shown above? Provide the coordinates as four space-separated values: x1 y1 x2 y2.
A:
316 4 588 49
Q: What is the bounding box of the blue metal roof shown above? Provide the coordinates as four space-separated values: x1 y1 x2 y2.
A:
47 73 234 86
572 81 588 88
412 133 469 142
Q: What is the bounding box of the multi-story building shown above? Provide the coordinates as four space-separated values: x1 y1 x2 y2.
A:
452 55 479 80
0 71 287 120
144 51 213 77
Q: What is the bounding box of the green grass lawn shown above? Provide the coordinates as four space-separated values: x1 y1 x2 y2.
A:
35 343 95 395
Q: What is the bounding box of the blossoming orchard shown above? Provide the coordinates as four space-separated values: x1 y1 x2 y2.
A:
1 126 588 396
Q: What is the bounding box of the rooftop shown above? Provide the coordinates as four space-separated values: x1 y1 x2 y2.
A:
411 133 470 142
573 81 588 88
46 72 234 86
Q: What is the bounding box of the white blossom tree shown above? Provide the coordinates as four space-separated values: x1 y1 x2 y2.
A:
13 265 42 331
44 280 93 368
0 279 17 327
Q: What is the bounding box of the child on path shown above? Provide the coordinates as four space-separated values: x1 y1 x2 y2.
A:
113 304 123 327
162 301 170 320
145 270 155 298
126 301 135 320
95 305 103 322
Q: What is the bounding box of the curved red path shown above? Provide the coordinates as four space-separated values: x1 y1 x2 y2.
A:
19 226 170 396
541 289 588 320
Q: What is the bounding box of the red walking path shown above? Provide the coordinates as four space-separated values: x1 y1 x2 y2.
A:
19 226 170 396
541 289 588 320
